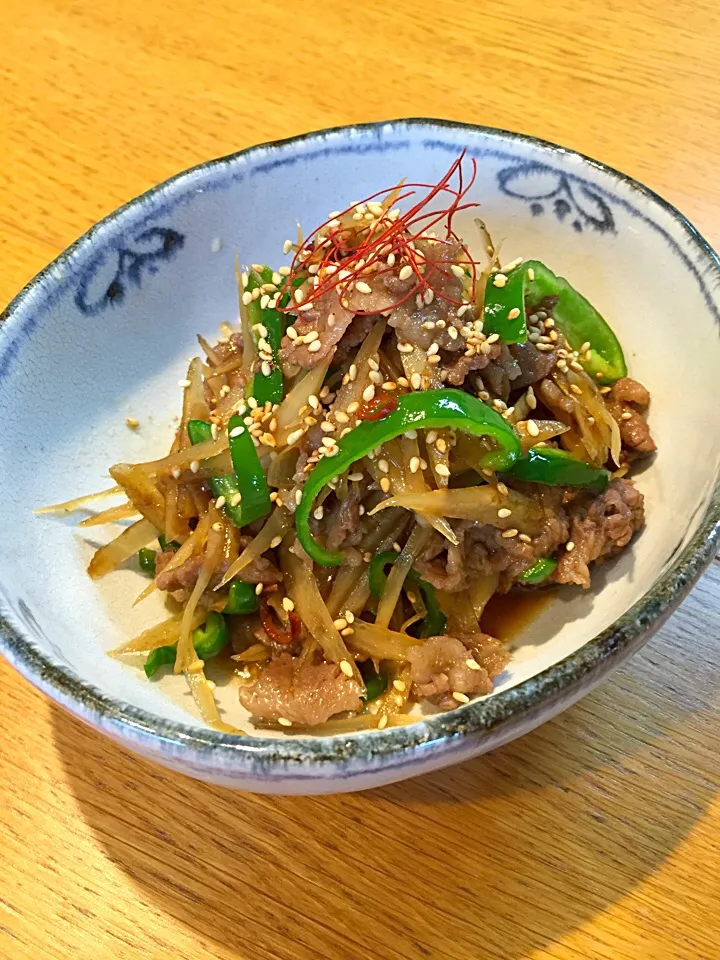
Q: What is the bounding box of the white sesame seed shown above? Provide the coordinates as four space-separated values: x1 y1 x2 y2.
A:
466 658 482 671
260 360 271 376
527 419 540 437
427 342 439 356
171 466 182 480
450 264 466 278
348 472 363 482
393 680 407 692
435 437 447 453
270 536 283 549
501 528 519 539
369 370 383 384
355 280 372 294
566 541 576 552
378 715 389 729
452 691 470 703
260 294 270 310
230 492 242 507
380 477 391 493
294 288 305 304
508 307 521 320
424 288 435 305
497 508 512 518
435 463 451 477
241 290 253 306
177 379 191 388
409 456 421 474
295 489 303 505
348 364 358 382
283 240 293 254
190 460 199 474
486 333 500 345
398 265 414 281
339 659 354 677
215 496 226 509
282 597 295 614
410 373 422 390
277 717 293 727
362 384 376 403
492 273 508 288
501 257 523 272
527 267 535 281
308 340 322 353
255 583 264 596
377 459 390 474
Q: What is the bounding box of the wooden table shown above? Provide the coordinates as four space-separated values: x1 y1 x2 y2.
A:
1 2 718 957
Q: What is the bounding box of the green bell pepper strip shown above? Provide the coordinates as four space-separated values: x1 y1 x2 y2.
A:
144 611 229 678
227 414 272 526
187 419 245 527
224 580 259 615
246 266 285 406
483 264 528 344
144 644 177 679
138 548 156 575
360 661 388 702
519 556 558 585
296 389 522 567
367 551 448 639
506 447 610 492
157 534 180 552
523 260 627 383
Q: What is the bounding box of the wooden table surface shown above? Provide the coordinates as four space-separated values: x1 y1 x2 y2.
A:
1 2 719 958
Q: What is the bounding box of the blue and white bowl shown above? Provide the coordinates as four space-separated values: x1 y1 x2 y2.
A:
1 120 719 794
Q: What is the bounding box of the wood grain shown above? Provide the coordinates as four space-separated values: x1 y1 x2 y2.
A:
0 1 718 958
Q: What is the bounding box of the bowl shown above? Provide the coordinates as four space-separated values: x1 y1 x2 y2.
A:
1 120 719 795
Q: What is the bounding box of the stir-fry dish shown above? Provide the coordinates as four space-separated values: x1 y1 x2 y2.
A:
43 155 655 734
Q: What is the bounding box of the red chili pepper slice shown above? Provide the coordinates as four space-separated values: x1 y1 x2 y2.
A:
358 393 398 421
260 598 302 645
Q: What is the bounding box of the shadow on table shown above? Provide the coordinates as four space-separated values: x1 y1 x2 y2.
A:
52 648 719 960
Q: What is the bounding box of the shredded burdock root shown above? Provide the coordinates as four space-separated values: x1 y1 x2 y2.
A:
40 154 655 733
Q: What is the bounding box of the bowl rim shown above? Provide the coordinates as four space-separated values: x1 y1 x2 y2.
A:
1 117 720 778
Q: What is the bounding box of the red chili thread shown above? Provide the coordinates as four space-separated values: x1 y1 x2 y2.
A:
277 153 481 317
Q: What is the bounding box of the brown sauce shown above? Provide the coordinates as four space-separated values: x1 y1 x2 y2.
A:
481 588 555 642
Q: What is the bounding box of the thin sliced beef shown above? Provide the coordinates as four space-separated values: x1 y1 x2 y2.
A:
239 654 363 724
606 377 656 456
555 479 644 588
444 344 501 387
408 634 508 709
537 377 574 415
279 289 354 371
155 542 281 597
416 487 570 590
508 342 558 390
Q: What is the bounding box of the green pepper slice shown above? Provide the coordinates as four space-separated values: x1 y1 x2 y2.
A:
227 415 272 526
506 447 610 492
224 580 260 615
246 266 285 406
360 661 388 702
296 389 521 567
368 551 448 638
157 533 180 552
144 612 229 678
483 264 528 344
519 556 558 585
187 419 245 527
523 260 627 384
138 548 156 575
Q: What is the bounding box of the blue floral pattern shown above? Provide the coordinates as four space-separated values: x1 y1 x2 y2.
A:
75 226 184 316
497 162 616 234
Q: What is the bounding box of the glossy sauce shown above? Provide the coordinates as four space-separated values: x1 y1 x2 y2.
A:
481 588 555 642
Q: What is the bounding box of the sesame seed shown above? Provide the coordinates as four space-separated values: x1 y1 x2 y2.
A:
212 522 223 532
570 383 583 395
501 257 523 273
398 265 413 281
518 533 532 543
427 342 439 356
190 460 199 474
348 364 358 381
378 715 389 729
341 627 354 636
322 437 337 450
295 489 303 505
339 659 353 677
486 333 500 345
282 240 293 254
324 446 339 457
497 482 509 496
410 373 422 390
404 429 418 439
397 342 414 354
508 307 521 320
436 438 447 453
452 691 470 703
466 658 482 671
171 467 182 480
378 459 390 474
435 463 451 477
286 429 304 446
424 288 435 305
255 583 264 596
294 288 305 305
355 280 372 294
277 717 293 727
397 377 409 388
409 456 421 474
241 290 253 306
497 508 512 518
380 477 391 493
308 340 322 353
527 419 540 437
536 342 554 352
369 370 383 384
362 384 376 402
320 421 334 433
492 273 508 288
566 541 576 552
230 492 242 507
450 264 465 278
501 528 518 539
177 379 191 388
215 496 227 509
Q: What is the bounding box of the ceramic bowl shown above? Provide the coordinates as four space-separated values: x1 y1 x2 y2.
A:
1 120 719 795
